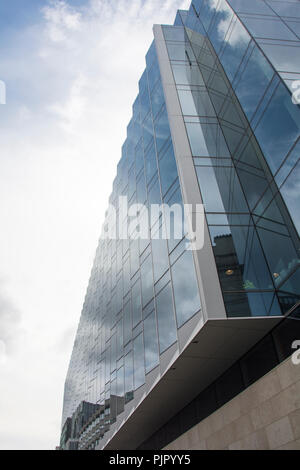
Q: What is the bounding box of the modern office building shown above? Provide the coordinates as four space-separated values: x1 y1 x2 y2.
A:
60 0 300 450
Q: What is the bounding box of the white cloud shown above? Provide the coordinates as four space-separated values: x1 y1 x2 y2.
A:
43 0 82 42
0 0 190 450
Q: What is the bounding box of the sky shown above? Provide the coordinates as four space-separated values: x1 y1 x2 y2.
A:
0 0 191 450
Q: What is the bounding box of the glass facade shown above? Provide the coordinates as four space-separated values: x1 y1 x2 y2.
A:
174 0 300 319
61 0 300 451
61 37 202 449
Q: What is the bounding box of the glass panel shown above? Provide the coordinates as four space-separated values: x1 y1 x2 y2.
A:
143 298 155 320
116 366 124 415
135 140 144 176
163 25 185 41
172 63 204 86
209 224 274 292
227 0 273 14
143 113 154 151
277 291 300 314
154 107 171 153
140 88 150 122
154 269 171 295
116 319 123 359
219 18 251 82
130 239 139 277
151 80 165 119
151 238 169 283
166 42 186 61
199 0 217 31
186 122 210 156
257 227 299 288
254 83 300 174
124 351 134 403
259 43 300 73
223 291 279 317
280 160 300 234
123 256 130 295
148 61 161 92
158 143 178 196
156 283 177 353
136 172 147 204
266 1 300 18
133 333 145 390
172 250 201 327
209 0 234 54
196 165 248 213
164 186 185 253
235 46 274 120
132 279 142 328
141 255 154 307
105 346 111 383
148 177 161 209
111 334 116 373
144 312 159 374
123 301 131 346
242 17 297 40
144 141 158 183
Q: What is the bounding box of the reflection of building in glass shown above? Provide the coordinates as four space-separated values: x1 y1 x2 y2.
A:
212 234 251 317
60 0 300 450
60 401 100 450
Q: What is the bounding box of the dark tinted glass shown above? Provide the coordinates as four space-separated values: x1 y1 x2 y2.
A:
240 335 278 387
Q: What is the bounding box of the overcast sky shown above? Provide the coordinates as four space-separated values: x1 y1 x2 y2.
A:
0 0 190 450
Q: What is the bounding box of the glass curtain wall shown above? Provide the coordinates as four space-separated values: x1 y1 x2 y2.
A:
164 0 300 318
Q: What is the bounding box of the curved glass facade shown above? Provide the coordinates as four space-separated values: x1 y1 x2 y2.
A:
61 37 202 449
174 1 300 318
61 0 300 451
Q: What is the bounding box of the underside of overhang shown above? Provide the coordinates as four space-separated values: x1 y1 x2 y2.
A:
101 315 282 450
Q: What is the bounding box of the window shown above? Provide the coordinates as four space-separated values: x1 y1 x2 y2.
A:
234 46 274 120
152 237 169 283
158 143 178 196
279 160 300 234
133 333 145 390
124 351 134 403
242 16 297 40
132 279 142 327
171 250 201 327
154 107 171 153
141 255 154 307
123 301 132 346
156 283 177 353
144 311 159 373
144 141 158 183
151 80 165 119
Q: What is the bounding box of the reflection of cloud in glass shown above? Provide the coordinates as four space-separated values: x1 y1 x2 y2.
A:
280 161 300 234
144 312 159 372
156 284 177 353
207 0 249 47
171 250 201 327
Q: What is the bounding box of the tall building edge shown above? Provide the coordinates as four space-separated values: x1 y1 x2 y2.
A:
153 23 227 323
